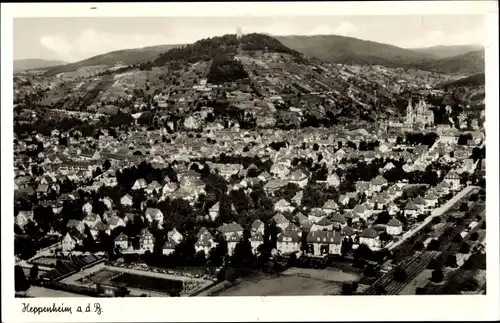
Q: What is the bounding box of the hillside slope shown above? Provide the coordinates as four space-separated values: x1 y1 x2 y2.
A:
437 73 485 88
44 44 181 76
410 45 484 59
14 59 67 72
275 35 484 75
416 50 484 75
274 35 433 68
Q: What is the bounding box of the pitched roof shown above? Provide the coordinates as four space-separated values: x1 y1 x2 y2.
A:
251 231 264 242
163 238 177 249
331 212 347 224
115 232 128 242
387 218 402 227
251 219 264 229
275 199 291 208
277 231 301 243
323 200 338 210
218 222 243 233
359 227 379 239
371 175 387 186
404 200 419 211
272 213 290 224
316 216 333 226
306 230 342 244
341 226 355 236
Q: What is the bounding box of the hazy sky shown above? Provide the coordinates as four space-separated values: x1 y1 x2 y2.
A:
14 15 485 63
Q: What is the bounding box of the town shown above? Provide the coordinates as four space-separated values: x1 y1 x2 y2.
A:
13 30 486 297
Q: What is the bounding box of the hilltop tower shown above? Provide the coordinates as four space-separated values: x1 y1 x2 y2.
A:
236 27 243 39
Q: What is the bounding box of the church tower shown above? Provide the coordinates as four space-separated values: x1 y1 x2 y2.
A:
406 98 414 125
236 27 243 39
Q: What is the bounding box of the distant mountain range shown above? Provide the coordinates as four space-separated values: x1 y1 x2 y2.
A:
274 35 484 75
409 44 484 59
14 59 68 72
20 33 484 77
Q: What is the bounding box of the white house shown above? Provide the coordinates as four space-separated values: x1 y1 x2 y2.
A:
359 227 381 250
251 219 265 235
61 233 77 253
272 213 290 231
132 178 148 190
140 229 154 252
277 232 301 254
306 230 343 256
322 200 339 214
82 202 93 214
386 218 403 236
167 228 183 244
120 194 133 207
288 170 308 188
114 233 129 250
274 199 295 213
145 208 164 225
404 200 420 217
209 202 220 221
444 171 461 191
162 239 177 255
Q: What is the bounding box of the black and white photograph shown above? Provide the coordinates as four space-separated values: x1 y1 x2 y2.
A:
2 1 499 322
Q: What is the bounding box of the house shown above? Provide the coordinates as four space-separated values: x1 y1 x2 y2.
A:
81 202 93 214
140 229 154 252
120 194 133 207
61 232 77 253
413 196 427 211
209 202 220 221
195 229 214 255
371 175 388 192
107 216 126 231
101 197 114 210
338 194 350 206
218 222 244 240
322 200 339 213
162 239 177 255
284 222 301 236
274 199 295 213
352 204 370 221
404 200 420 217
145 208 164 225
306 230 343 256
227 232 241 255
291 191 303 205
309 208 325 223
66 219 85 234
288 169 308 188
15 211 32 229
90 221 111 239
251 232 264 254
258 171 272 182
264 179 288 194
167 228 183 244
386 218 403 236
251 219 265 235
355 181 372 196
272 213 291 231
114 233 129 250
424 192 439 208
132 178 147 190
162 182 179 196
331 213 347 229
387 202 400 215
359 227 381 250
277 232 301 254
145 181 162 194
316 217 334 231
83 213 101 228
444 171 461 191
270 163 290 179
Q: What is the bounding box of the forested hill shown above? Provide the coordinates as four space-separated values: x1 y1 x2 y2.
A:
153 33 304 66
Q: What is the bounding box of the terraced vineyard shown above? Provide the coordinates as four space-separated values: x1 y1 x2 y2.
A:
363 251 440 295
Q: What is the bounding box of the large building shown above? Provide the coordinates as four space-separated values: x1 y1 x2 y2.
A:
236 27 243 39
406 98 434 129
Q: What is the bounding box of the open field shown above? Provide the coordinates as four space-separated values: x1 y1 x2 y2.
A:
217 273 342 296
281 267 360 282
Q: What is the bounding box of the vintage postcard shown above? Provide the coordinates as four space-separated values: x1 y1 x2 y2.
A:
1 1 499 322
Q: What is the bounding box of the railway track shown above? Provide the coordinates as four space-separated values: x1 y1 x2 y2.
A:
363 251 440 295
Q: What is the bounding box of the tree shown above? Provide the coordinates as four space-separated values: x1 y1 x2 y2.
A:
430 269 444 283
379 232 393 242
459 243 470 254
364 263 376 277
29 264 39 282
354 244 373 261
103 159 111 171
15 265 30 293
415 287 426 295
444 254 458 268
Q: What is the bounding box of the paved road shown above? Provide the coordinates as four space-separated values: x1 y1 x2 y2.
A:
386 185 478 251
